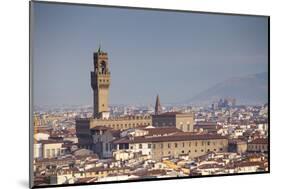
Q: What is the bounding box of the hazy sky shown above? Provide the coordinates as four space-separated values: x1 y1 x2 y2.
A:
32 2 268 107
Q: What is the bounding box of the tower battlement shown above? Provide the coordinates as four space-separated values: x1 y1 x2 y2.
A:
92 115 152 121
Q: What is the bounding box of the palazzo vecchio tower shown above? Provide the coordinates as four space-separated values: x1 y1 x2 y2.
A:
91 46 111 119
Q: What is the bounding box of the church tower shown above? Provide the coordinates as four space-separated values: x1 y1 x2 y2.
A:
91 46 111 119
155 94 162 115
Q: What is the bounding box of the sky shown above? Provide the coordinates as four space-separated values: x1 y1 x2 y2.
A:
32 2 268 107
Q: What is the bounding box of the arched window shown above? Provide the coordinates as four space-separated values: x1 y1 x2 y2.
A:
100 61 106 74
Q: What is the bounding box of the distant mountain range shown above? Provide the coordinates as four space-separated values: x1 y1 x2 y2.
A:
187 72 268 106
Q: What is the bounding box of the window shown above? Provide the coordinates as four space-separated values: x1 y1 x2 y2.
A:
139 144 142 149
214 149 217 151
195 150 197 152
148 144 152 149
207 149 210 152
195 142 197 146
46 149 50 158
220 148 223 151
130 146 133 149
175 143 178 148
168 143 171 148
100 61 106 74
52 149 56 157
105 143 108 151
153 144 156 149
202 141 204 146
160 144 163 148
180 122 183 130
207 141 210 145
182 142 185 147
181 150 184 153
201 149 204 152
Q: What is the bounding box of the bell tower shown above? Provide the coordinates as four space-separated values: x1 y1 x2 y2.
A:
91 45 111 119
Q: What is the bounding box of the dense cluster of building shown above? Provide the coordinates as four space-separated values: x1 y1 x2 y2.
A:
32 48 268 186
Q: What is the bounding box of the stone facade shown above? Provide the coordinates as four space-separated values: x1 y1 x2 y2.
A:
76 116 152 150
247 138 268 153
41 141 65 159
228 139 247 154
152 112 194 132
112 134 228 161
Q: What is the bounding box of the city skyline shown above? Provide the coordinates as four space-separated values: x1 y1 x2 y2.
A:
32 3 268 107
31 2 269 187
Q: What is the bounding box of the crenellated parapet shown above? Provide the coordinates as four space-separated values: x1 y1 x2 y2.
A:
90 115 152 130
92 115 152 121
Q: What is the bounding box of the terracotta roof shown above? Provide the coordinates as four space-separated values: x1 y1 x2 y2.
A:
197 164 224 169
35 157 74 163
112 137 130 144
228 139 247 144
144 127 182 136
76 177 97 183
135 125 151 129
40 140 64 144
235 161 264 167
111 130 121 137
194 122 217 126
157 112 183 116
113 134 227 144
248 138 268 144
91 126 112 130
148 169 166 175
85 166 130 173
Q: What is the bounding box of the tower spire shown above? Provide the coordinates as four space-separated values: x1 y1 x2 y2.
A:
155 94 162 115
98 43 101 53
